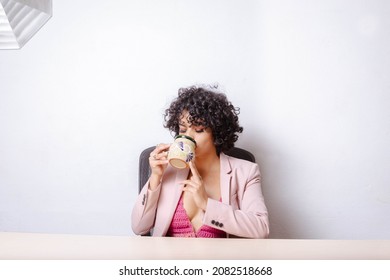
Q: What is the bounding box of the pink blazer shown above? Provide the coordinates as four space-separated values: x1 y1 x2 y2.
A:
131 153 269 238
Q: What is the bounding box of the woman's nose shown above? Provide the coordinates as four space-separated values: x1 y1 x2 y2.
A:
184 129 194 139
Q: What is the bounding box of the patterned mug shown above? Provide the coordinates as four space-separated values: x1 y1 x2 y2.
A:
167 135 196 169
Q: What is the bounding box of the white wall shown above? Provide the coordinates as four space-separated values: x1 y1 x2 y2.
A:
0 0 389 239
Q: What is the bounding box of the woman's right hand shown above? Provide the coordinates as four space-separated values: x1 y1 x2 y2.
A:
148 143 170 190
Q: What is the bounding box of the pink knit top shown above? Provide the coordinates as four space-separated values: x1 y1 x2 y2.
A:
166 195 226 238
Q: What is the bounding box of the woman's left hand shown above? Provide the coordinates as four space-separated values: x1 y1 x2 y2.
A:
181 161 208 211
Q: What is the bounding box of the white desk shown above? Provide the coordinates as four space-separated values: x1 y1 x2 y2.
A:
0 232 389 259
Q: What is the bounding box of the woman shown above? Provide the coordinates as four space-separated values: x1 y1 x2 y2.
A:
131 85 269 238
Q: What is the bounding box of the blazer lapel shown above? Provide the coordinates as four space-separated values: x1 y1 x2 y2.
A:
219 153 232 204
158 167 189 235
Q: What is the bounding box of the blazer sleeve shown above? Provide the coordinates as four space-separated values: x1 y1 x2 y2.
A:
131 181 162 235
202 163 269 238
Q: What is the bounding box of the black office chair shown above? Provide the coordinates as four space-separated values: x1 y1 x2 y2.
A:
138 146 255 193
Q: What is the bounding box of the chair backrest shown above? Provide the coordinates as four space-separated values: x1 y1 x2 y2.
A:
138 146 256 193
138 146 156 193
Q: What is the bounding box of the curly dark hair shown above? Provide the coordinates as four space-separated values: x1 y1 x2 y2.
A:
164 85 243 155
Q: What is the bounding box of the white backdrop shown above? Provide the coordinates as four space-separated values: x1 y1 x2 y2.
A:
0 0 389 239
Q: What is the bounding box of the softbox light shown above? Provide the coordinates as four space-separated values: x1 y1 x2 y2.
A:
0 0 52 49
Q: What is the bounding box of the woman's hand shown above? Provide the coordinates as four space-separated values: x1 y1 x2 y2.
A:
149 143 170 190
181 161 208 211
